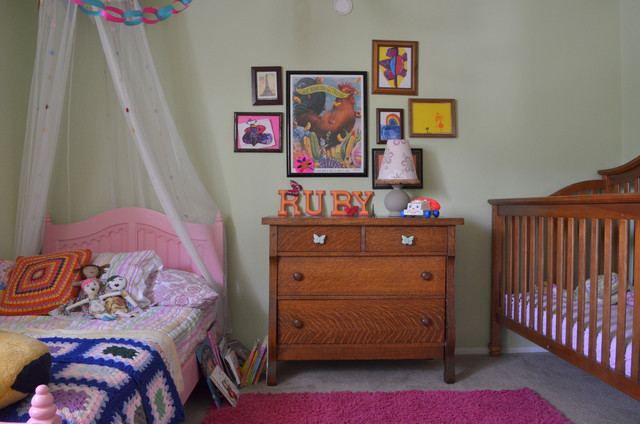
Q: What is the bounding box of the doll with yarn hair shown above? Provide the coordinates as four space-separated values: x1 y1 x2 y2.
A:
100 275 139 317
64 263 116 320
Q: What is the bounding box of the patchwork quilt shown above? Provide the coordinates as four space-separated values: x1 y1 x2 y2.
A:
0 336 185 424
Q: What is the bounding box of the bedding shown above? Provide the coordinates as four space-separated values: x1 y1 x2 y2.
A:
0 335 184 424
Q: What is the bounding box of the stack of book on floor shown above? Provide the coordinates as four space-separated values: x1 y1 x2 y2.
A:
196 329 268 408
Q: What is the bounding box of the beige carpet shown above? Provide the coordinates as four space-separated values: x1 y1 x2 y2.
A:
183 353 640 424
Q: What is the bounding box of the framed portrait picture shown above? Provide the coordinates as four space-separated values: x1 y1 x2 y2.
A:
372 148 423 189
376 108 404 144
251 66 282 105
409 98 456 138
372 40 418 95
286 70 367 177
234 112 283 152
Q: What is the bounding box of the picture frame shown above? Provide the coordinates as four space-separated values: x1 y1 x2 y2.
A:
409 98 457 138
376 108 404 144
234 112 283 152
372 40 418 95
251 66 282 106
286 70 367 177
372 148 423 189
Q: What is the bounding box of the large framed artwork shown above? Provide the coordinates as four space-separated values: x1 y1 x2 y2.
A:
286 71 367 177
234 112 283 152
372 40 418 95
409 98 457 138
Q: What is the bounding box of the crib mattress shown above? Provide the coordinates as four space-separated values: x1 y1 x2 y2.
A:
506 294 636 376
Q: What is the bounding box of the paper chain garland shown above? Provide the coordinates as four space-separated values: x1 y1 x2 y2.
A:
69 0 192 25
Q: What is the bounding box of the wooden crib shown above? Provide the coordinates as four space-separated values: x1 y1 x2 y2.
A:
489 155 640 401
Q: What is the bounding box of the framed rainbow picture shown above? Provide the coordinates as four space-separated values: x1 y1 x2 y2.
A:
376 108 404 144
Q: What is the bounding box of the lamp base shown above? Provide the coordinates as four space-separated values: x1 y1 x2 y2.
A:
384 185 410 217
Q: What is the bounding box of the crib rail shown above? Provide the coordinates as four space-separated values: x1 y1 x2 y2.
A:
489 193 640 399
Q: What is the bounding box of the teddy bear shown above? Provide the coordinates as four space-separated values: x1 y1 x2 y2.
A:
0 331 51 409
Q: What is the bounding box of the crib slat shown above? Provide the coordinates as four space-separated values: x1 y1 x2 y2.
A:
537 217 545 333
521 217 529 325
507 216 516 319
565 218 575 349
632 221 640 381
546 217 555 337
615 220 628 373
588 219 599 360
555 218 565 342
601 219 612 368
577 218 587 356
514 217 521 321
528 216 537 329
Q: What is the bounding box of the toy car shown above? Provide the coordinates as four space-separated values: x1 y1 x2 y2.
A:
401 198 441 218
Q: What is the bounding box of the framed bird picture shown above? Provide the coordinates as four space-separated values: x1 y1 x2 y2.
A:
286 70 368 177
234 112 283 152
372 40 418 95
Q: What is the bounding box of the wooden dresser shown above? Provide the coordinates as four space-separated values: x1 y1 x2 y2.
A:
261 216 464 386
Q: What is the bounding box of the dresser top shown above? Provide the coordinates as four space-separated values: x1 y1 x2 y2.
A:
262 216 464 226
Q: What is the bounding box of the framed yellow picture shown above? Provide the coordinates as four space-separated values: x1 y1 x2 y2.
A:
409 98 456 138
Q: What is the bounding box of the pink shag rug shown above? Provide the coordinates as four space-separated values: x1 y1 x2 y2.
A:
201 388 570 424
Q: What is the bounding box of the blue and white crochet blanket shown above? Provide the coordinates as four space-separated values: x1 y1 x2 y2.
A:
0 336 185 424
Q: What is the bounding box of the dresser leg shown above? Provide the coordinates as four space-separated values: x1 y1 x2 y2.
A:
444 355 455 383
267 359 277 386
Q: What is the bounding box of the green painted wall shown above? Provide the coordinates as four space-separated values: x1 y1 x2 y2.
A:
2 0 635 352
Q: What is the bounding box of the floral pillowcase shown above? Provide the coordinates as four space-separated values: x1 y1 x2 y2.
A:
144 269 218 309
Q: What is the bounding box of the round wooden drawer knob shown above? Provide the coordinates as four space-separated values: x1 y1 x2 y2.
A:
293 272 304 281
293 319 304 328
422 318 432 327
421 271 433 281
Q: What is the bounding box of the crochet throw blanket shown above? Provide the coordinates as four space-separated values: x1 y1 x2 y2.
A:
0 336 185 424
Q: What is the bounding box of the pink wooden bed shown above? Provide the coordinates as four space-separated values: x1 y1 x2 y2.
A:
489 155 640 401
0 207 225 424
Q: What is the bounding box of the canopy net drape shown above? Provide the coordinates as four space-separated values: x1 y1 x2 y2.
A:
15 0 227 325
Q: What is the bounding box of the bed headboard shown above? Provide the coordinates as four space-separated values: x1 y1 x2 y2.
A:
551 155 640 196
42 207 225 291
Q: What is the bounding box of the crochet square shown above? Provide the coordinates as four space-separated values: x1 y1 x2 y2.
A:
0 249 91 315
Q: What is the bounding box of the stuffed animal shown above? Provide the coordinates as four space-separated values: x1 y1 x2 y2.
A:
100 275 138 317
0 331 51 409
66 278 116 321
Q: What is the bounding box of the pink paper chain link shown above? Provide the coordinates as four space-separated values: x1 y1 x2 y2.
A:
69 0 192 25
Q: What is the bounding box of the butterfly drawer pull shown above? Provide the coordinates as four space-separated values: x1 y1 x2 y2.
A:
313 234 326 244
402 235 414 245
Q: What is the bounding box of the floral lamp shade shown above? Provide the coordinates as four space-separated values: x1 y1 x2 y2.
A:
375 139 420 185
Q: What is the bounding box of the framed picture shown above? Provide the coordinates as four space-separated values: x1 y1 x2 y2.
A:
409 98 457 138
372 148 423 189
286 70 367 177
251 66 282 105
234 112 283 152
376 108 404 144
372 40 418 95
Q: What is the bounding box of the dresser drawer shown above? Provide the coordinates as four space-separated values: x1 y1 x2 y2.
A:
278 299 445 345
365 226 448 254
277 256 445 296
277 226 361 252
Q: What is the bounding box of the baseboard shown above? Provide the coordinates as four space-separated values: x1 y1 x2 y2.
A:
455 346 547 355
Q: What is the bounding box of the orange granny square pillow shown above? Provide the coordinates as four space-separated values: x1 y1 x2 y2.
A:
0 249 91 315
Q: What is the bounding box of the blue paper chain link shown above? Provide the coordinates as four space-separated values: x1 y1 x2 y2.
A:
70 0 193 26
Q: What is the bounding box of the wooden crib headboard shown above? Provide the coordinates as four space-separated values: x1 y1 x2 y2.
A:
551 155 640 196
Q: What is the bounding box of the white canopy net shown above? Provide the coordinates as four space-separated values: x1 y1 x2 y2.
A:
15 0 225 301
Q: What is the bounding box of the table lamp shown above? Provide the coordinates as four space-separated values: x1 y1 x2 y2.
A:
375 139 420 217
